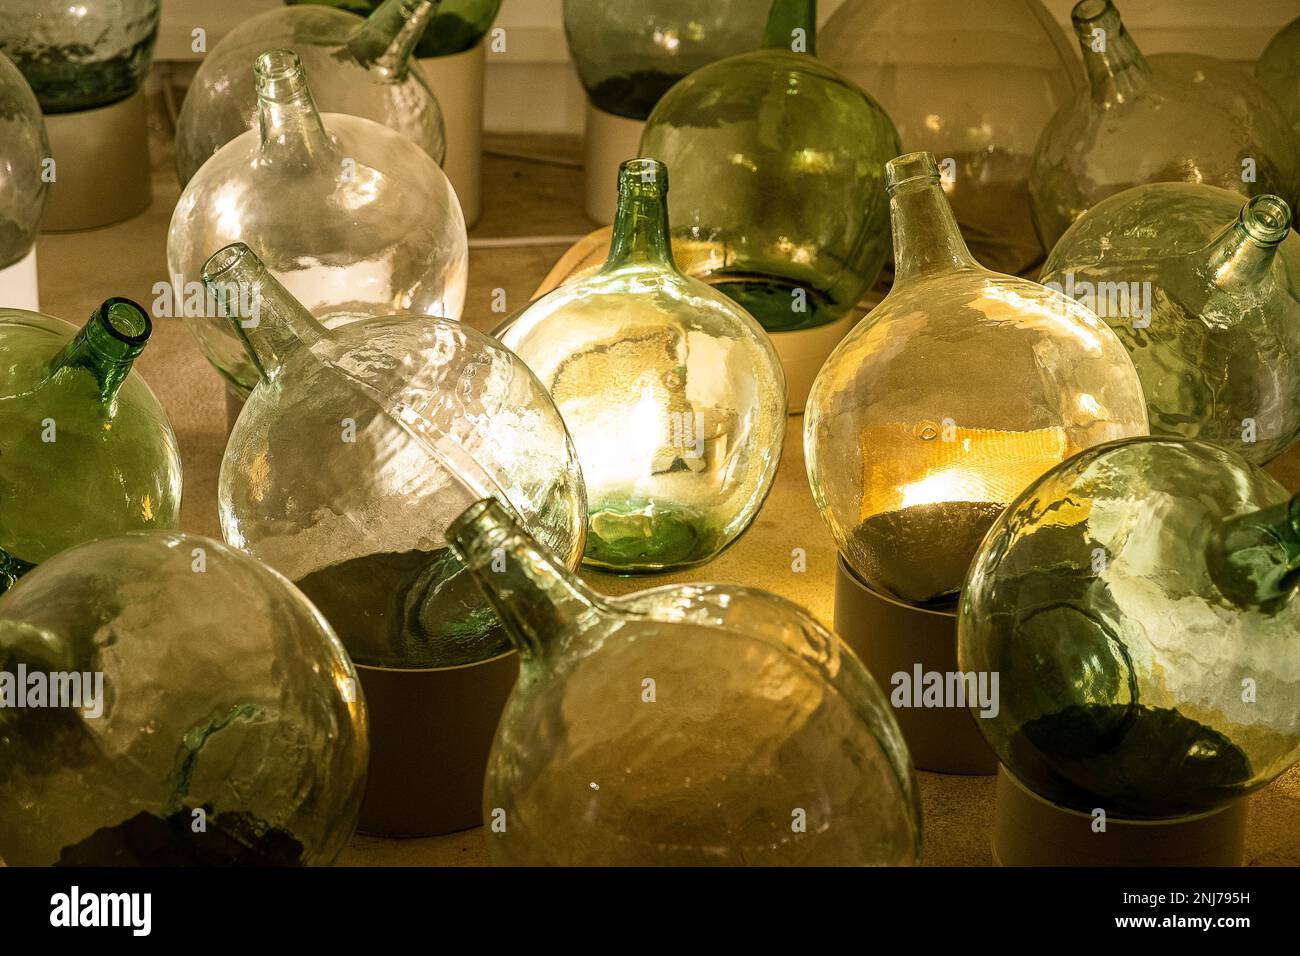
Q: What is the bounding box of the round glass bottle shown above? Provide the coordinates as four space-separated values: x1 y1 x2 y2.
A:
285 0 503 58
804 152 1149 609
497 159 786 573
639 0 900 334
175 0 446 185
1042 184 1300 465
168 49 467 398
0 52 48 304
959 437 1300 819
1257 16 1300 139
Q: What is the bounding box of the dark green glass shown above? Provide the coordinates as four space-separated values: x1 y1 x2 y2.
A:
0 299 183 591
285 0 503 57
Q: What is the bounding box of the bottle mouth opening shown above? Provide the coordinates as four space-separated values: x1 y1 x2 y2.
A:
96 297 151 346
1242 195 1292 245
619 157 669 195
1072 0 1115 25
447 498 513 555
885 151 940 192
255 49 302 83
202 242 253 285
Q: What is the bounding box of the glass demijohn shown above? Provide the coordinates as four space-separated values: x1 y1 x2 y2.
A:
1257 16 1300 139
0 531 368 865
1042 183 1300 465
820 0 1080 276
168 49 467 397
639 0 900 333
1029 0 1300 249
207 243 585 670
0 52 49 273
804 152 1148 609
285 0 504 58
497 159 786 573
175 0 446 184
0 299 182 591
449 498 922 866
959 438 1300 819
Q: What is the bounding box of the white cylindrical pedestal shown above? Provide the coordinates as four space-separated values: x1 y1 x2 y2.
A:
773 313 855 414
0 247 39 311
583 104 645 224
419 42 486 227
993 768 1249 867
42 89 151 232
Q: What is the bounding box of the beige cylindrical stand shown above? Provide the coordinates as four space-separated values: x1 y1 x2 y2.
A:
775 313 855 413
41 89 151 232
419 42 486 227
582 104 645 224
0 247 40 310
834 556 997 775
356 651 518 837
993 768 1249 866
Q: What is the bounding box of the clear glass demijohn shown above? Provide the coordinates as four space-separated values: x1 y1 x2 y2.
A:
0 531 368 866
959 437 1300 819
1029 0 1300 249
1257 16 1300 139
175 0 446 185
1041 183 1300 465
448 498 923 866
820 0 1080 276
0 298 182 591
206 242 586 670
497 158 786 573
639 0 900 333
168 49 467 398
804 151 1149 610
0 52 48 274
285 0 504 58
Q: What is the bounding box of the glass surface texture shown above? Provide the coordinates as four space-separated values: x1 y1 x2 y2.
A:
1257 16 1300 139
0 53 49 269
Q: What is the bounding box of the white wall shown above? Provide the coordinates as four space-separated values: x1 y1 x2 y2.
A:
157 0 1300 133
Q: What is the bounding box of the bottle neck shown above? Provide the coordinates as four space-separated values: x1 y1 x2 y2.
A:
604 159 677 272
344 0 437 79
1072 0 1152 104
44 298 151 407
200 242 328 386
254 50 337 170
447 499 603 664
1208 493 1300 612
885 153 979 284
762 0 817 55
1199 195 1290 295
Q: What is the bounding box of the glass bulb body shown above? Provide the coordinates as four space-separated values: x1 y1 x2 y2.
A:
448 498 922 866
498 160 786 573
175 0 446 185
208 244 585 669
285 0 504 58
0 531 368 866
0 0 159 113
562 0 770 120
168 50 467 397
640 2 900 333
0 301 182 591
0 52 48 270
1257 16 1300 139
1041 183 1300 465
1029 0 1300 249
805 152 1148 609
958 437 1300 819
821 0 1079 276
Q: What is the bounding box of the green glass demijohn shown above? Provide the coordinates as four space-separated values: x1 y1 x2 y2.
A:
0 299 183 591
0 52 49 278
1257 16 1300 140
497 158 787 574
1042 183 1300 465
1029 0 1300 249
959 437 1300 819
639 0 900 333
448 498 922 866
285 0 503 58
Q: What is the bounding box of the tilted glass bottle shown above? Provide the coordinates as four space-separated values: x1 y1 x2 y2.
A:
639 0 900 333
497 159 786 573
0 299 183 591
0 531 368 866
1042 184 1300 465
175 0 446 184
1029 0 1300 249
0 52 49 278
1257 16 1300 139
286 0 504 58
448 497 922 866
205 243 585 669
169 49 467 397
958 437 1300 819
804 152 1148 609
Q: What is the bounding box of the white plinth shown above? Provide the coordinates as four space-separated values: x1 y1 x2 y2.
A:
420 42 486 228
0 247 39 311
582 104 645 225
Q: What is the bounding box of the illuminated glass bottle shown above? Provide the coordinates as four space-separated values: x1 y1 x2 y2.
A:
498 159 786 573
449 498 922 866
